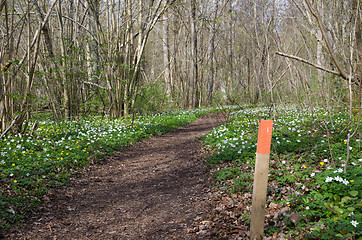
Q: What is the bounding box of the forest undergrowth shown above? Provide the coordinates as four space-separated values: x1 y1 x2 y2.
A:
202 106 361 239
0 106 234 233
1 105 361 239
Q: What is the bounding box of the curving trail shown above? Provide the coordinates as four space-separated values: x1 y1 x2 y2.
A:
5 113 226 240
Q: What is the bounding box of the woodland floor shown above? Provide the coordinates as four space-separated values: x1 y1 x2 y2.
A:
4 113 231 240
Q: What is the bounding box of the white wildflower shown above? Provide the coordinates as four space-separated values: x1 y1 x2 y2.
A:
334 176 343 182
351 220 359 228
325 176 333 182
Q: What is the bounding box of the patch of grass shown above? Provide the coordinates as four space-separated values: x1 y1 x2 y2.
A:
204 105 362 239
0 106 242 233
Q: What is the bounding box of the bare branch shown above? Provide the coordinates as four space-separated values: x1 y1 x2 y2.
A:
275 51 358 85
14 0 59 75
0 0 5 14
0 116 19 139
61 15 100 46
83 81 111 90
304 0 351 81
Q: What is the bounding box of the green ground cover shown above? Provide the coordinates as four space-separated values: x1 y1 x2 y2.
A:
0 107 234 232
203 106 361 239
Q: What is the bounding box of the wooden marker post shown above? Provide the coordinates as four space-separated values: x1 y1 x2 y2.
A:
250 120 273 240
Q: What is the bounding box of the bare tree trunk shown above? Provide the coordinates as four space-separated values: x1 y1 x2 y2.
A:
305 0 352 82
0 0 5 14
207 0 218 104
355 2 362 82
227 0 233 98
57 0 70 120
32 0 64 120
14 0 42 133
162 11 172 98
86 0 100 83
316 29 323 81
0 0 9 132
123 0 133 116
10 0 58 133
190 0 199 108
129 0 144 112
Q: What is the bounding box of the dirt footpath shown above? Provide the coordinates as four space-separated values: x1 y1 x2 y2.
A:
5 113 226 240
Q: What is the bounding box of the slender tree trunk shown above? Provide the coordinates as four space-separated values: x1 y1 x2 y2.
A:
123 0 133 116
0 0 6 14
190 0 199 108
57 0 70 120
15 0 43 133
227 0 233 97
32 0 64 120
207 0 218 104
0 0 9 131
86 0 100 83
355 3 362 83
162 11 172 98
129 0 144 112
316 29 323 83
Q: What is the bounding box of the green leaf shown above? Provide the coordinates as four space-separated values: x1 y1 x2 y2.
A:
341 196 351 203
333 206 343 215
349 191 358 197
355 201 362 208
347 207 355 212
333 194 341 202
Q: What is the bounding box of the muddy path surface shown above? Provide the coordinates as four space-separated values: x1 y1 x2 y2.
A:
4 113 226 240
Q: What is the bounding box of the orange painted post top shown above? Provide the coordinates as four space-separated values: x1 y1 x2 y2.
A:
256 120 273 154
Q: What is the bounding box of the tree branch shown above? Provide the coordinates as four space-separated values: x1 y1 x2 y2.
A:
83 81 111 90
304 0 351 81
0 116 19 139
14 0 59 75
275 51 358 85
0 0 5 14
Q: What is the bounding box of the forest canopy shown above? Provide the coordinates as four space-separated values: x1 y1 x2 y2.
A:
0 0 361 135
